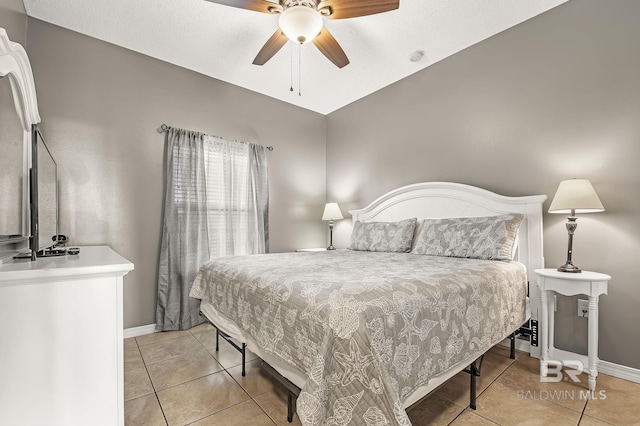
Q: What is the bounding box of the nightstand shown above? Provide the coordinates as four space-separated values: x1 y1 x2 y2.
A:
295 248 327 252
535 268 610 391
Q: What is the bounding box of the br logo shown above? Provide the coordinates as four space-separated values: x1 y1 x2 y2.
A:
541 360 583 383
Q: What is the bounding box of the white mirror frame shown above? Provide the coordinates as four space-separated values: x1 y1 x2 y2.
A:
0 27 41 246
0 28 41 131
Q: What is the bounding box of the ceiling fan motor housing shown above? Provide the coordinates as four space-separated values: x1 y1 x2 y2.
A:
279 3 323 43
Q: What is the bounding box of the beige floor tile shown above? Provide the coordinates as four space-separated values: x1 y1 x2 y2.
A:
474 381 581 425
449 408 499 425
126 324 640 426
578 415 614 425
583 373 640 425
227 359 277 398
125 366 155 402
147 347 224 391
254 384 302 426
157 371 250 426
407 393 466 426
136 330 191 346
497 353 589 413
125 337 139 351
139 334 204 365
206 337 259 369
125 343 145 372
436 350 515 406
190 399 275 426
125 394 167 426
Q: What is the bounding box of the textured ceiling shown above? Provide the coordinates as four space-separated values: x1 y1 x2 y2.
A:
23 0 567 115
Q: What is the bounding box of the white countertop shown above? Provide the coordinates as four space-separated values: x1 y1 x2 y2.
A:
0 245 134 285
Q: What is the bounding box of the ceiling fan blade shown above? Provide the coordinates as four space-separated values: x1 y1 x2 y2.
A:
204 0 281 14
312 27 349 68
319 0 399 20
253 29 289 65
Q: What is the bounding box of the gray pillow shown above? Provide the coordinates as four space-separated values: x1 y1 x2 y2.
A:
411 214 524 261
349 218 418 253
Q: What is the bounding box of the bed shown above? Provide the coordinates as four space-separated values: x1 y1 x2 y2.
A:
190 182 547 425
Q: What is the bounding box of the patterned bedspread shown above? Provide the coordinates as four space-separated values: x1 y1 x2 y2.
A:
190 250 527 425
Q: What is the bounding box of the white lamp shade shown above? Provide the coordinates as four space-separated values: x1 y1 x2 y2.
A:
322 203 344 221
548 179 605 214
279 5 323 44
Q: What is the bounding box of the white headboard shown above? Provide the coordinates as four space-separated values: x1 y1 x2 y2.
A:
349 182 548 275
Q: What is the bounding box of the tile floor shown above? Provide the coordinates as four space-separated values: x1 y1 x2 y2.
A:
125 324 640 426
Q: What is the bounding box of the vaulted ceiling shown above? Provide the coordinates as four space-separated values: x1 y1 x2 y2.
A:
23 0 567 114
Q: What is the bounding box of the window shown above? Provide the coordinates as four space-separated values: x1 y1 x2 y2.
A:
172 135 266 257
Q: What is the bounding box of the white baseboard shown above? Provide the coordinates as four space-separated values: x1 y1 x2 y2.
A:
599 360 640 384
124 323 157 339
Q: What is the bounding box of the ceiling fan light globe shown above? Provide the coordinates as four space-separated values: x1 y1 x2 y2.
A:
279 5 323 44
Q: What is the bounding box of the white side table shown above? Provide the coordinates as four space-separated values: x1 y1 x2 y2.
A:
535 268 610 391
295 248 327 252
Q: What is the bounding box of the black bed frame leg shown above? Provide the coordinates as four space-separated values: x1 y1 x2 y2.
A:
468 355 484 410
287 393 294 423
510 331 516 360
470 367 477 410
242 343 247 376
262 361 300 425
212 325 246 376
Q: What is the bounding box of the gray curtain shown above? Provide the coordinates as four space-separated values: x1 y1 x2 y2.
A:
156 127 269 331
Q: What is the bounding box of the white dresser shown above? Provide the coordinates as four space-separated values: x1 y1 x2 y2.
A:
0 246 134 426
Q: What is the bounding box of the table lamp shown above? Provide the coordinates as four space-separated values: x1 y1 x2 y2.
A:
548 179 604 273
322 203 343 250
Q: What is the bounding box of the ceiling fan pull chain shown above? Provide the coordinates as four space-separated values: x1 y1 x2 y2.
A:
299 43 302 96
290 42 294 92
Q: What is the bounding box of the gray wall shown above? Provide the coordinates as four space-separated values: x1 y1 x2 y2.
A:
24 18 327 329
0 0 27 45
326 0 640 369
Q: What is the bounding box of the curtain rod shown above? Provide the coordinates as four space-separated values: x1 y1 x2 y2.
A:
159 123 273 151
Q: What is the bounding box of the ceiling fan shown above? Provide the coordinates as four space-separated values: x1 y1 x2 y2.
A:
205 0 400 68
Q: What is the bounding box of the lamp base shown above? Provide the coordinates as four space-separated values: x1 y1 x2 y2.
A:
327 220 336 250
558 215 581 273
557 262 581 273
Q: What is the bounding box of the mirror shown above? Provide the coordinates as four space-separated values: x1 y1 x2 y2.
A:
0 76 27 245
0 27 42 261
